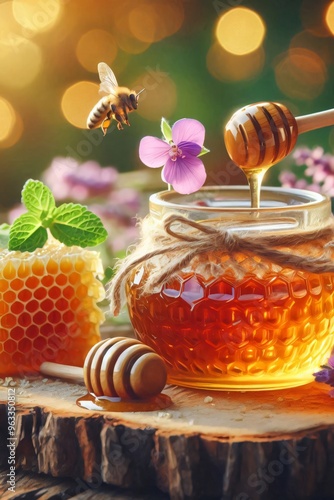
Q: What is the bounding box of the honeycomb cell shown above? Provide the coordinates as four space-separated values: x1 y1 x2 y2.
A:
267 278 290 301
33 336 47 350
34 288 47 300
26 276 39 289
18 289 32 302
75 259 85 272
18 338 32 353
55 274 67 286
11 301 24 315
1 313 16 328
41 298 54 312
40 323 53 336
76 284 88 299
48 310 61 323
18 313 31 327
3 262 16 280
62 310 75 323
31 260 45 276
49 286 61 299
4 339 16 353
26 325 39 339
291 275 308 298
162 278 182 298
3 291 16 303
33 311 47 325
60 258 73 273
46 259 58 274
237 279 266 301
10 279 24 291
208 279 234 301
26 300 39 313
63 286 75 299
69 272 80 285
0 329 8 341
17 262 31 278
55 298 68 311
41 275 54 287
0 302 9 315
0 279 9 292
180 277 204 305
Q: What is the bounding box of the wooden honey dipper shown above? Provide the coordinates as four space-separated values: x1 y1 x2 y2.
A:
224 102 334 207
40 337 167 400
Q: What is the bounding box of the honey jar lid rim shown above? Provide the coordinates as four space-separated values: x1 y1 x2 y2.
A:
150 186 329 214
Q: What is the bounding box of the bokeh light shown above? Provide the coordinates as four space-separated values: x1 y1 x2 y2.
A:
0 98 16 141
76 29 118 73
325 1 334 35
132 72 177 121
12 0 62 34
61 81 100 129
128 2 185 43
290 30 332 64
0 98 23 149
274 48 327 100
207 42 265 82
0 37 42 89
215 7 266 55
301 0 331 37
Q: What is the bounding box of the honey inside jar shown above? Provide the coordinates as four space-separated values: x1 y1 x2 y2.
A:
125 187 334 390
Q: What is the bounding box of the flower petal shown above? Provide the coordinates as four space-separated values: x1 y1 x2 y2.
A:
178 141 202 157
162 156 207 194
172 119 205 147
139 136 170 168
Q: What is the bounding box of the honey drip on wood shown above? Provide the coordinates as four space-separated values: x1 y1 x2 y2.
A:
76 392 172 412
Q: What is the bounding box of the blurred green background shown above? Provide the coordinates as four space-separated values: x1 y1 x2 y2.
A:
1 0 334 209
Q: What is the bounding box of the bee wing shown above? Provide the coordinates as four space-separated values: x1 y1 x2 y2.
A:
98 62 118 95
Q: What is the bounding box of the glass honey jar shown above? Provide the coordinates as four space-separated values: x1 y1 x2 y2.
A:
124 186 334 391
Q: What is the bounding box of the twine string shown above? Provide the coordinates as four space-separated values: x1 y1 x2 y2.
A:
108 213 334 315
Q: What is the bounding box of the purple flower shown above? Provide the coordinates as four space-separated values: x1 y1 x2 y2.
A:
139 118 207 194
313 349 334 397
42 157 118 201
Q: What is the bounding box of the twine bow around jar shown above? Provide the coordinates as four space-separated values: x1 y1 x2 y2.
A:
107 213 334 316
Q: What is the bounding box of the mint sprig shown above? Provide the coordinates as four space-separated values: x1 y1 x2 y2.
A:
8 180 108 252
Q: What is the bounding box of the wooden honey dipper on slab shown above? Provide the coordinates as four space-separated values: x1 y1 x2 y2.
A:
40 337 167 400
224 102 334 207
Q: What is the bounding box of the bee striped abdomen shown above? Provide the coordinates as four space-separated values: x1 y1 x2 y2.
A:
87 97 111 129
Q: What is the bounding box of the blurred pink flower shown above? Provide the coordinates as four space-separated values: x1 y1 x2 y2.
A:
42 157 118 201
7 204 25 224
90 188 140 227
139 118 207 194
279 171 321 193
281 146 334 197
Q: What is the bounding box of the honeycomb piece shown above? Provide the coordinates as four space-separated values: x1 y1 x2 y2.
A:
0 241 105 376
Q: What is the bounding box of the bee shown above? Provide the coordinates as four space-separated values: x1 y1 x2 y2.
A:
87 62 144 136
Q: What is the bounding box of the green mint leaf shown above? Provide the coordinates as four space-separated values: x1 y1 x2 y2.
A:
161 117 172 142
198 146 210 157
8 214 48 252
22 179 55 217
49 203 108 248
0 223 10 249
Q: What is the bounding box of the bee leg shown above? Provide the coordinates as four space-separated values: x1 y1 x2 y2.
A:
121 105 130 126
101 115 112 136
117 122 123 131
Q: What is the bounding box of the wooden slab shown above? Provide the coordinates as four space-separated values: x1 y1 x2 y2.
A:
1 376 334 499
